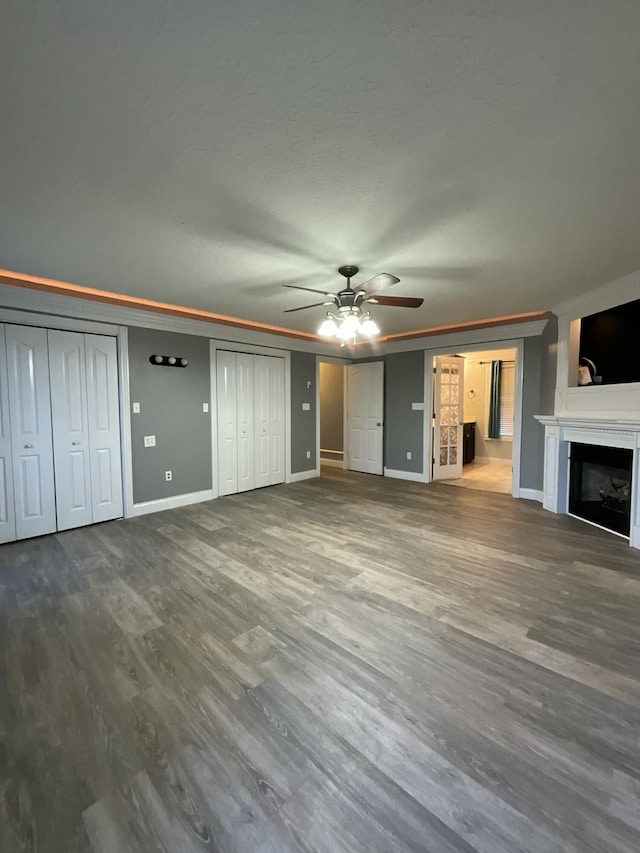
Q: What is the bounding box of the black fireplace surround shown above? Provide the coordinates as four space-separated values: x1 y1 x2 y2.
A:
569 443 633 536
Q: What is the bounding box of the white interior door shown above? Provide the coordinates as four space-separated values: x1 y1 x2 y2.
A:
432 355 464 480
266 356 285 485
0 326 16 543
217 351 238 496
236 353 255 493
5 324 56 539
85 334 123 523
48 329 93 531
253 355 271 489
347 362 384 475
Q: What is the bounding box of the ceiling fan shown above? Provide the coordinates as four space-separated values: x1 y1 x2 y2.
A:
283 265 424 341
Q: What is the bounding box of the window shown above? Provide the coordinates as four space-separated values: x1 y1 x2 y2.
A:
499 362 515 437
487 359 515 439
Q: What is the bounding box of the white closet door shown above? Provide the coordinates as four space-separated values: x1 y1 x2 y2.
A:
236 353 255 493
267 356 285 485
217 351 238 496
85 334 124 522
253 355 271 489
48 330 93 531
5 324 56 539
0 326 16 543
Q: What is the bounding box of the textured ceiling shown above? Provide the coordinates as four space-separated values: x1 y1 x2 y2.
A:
2 0 640 336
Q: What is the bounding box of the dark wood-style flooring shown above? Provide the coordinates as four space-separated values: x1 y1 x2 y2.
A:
1 468 640 852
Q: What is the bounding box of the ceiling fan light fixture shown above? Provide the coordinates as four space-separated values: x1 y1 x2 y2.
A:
318 314 339 337
360 315 380 337
339 311 361 338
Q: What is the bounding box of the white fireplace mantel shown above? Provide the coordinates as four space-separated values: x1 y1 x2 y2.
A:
535 415 640 549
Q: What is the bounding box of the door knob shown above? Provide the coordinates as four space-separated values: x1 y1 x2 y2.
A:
377 422 381 427
24 444 34 449
72 441 81 445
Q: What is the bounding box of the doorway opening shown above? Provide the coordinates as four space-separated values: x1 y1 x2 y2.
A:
317 359 385 477
431 347 517 495
318 361 346 474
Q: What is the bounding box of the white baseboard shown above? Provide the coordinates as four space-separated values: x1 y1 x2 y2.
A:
518 488 543 502
133 489 214 517
384 467 427 483
289 469 319 483
473 456 512 465
320 458 345 468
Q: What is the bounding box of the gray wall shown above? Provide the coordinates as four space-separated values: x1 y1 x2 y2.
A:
519 315 557 491
385 351 424 474
291 351 317 473
129 327 212 503
319 362 344 456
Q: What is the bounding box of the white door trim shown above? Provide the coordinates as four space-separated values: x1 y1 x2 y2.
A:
210 341 292 492
423 338 524 498
117 326 135 518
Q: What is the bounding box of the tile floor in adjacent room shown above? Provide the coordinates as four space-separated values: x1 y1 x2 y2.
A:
440 459 513 494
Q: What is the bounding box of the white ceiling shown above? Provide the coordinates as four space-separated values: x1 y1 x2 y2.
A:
2 0 640 336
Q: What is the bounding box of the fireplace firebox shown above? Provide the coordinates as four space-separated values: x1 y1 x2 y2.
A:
569 443 632 536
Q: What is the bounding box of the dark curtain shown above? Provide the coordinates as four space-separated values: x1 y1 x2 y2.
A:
488 360 502 439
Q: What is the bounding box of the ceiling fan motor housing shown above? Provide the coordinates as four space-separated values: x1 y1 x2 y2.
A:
337 264 359 280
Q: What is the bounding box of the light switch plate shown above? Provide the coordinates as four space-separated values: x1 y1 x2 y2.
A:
306 450 311 459
132 402 140 413
302 402 311 411
407 451 412 460
306 380 312 389
412 402 425 411
144 435 156 447
202 402 209 413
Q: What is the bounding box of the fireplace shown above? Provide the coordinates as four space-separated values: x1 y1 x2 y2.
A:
569 443 632 536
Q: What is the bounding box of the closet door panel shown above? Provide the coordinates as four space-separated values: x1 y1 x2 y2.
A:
217 352 238 496
86 334 124 522
253 356 270 489
6 324 56 539
0 326 16 542
267 357 286 485
236 353 255 493
48 330 93 531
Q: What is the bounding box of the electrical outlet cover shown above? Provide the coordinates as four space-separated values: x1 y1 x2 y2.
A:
144 435 156 447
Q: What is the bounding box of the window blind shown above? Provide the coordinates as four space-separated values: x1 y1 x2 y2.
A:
499 363 515 437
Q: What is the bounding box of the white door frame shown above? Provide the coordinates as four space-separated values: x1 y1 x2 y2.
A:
423 338 524 498
210 340 291 499
0 308 134 519
315 355 350 475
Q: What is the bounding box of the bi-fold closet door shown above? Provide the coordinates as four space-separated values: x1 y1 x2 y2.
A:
48 330 123 531
216 351 285 497
0 324 123 543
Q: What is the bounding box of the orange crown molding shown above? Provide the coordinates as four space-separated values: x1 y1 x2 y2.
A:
0 268 322 343
375 310 552 343
0 267 550 347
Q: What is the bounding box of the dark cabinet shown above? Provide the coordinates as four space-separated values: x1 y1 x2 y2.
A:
463 422 475 464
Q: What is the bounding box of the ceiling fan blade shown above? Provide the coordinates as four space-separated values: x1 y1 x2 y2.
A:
283 284 334 296
355 272 400 294
366 295 424 308
284 301 331 313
